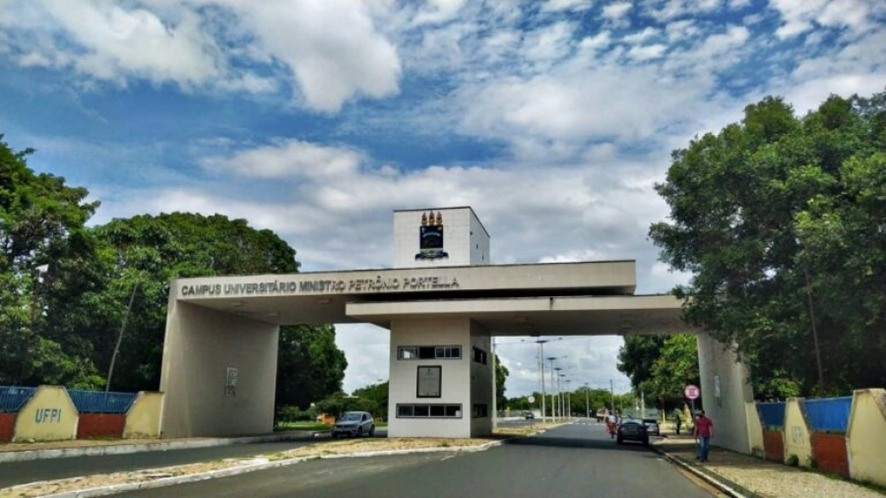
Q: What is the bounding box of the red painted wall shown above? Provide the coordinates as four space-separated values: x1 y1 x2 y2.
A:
76 413 126 439
763 429 784 462
811 432 849 477
0 413 16 442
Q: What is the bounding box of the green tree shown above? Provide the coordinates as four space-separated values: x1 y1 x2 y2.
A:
0 137 100 386
352 380 388 420
617 335 665 392
650 90 886 397
275 323 347 410
647 335 700 409
495 354 509 410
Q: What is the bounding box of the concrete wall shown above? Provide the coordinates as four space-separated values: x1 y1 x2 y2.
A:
847 388 886 487
468 211 490 265
744 402 764 458
13 386 78 442
77 414 125 439
784 398 813 466
469 324 492 436
696 332 753 453
393 207 489 268
124 392 164 438
388 316 474 437
0 413 16 442
160 299 279 437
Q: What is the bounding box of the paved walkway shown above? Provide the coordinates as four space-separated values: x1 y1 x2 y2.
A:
653 434 884 498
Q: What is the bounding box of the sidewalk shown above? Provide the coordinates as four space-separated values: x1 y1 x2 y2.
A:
652 434 884 498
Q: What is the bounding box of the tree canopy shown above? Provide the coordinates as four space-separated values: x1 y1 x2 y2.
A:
1 139 348 413
0 137 99 385
650 90 885 397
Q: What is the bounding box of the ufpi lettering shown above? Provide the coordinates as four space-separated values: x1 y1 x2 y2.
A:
35 408 62 423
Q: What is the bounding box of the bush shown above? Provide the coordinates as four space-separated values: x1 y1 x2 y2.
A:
276 405 314 423
786 454 799 467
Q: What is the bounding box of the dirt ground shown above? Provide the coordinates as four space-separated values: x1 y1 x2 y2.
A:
0 426 539 498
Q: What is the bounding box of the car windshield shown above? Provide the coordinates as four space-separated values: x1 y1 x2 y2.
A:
340 412 362 421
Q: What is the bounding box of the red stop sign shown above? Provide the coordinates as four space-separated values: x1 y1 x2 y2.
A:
684 384 700 400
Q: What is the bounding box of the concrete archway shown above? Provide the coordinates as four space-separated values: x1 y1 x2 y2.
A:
158 208 753 453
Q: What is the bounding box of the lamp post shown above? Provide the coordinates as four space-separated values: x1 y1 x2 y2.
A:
584 382 590 419
547 356 566 420
565 379 572 419
536 340 548 423
553 368 564 420
558 374 567 419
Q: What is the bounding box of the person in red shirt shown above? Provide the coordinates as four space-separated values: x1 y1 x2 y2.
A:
694 409 714 462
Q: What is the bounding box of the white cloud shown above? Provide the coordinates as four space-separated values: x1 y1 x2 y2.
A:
542 0 592 13
627 43 667 61
411 0 467 25
3 0 222 88
0 0 402 112
201 139 363 180
222 0 402 112
770 0 881 39
602 1 632 24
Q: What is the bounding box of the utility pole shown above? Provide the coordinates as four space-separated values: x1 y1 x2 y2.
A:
584 383 590 419
610 379 615 415
537 340 547 423
106 282 139 392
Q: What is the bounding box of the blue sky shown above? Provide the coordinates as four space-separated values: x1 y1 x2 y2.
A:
1 0 883 399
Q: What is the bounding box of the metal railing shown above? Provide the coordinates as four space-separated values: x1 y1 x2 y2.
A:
0 386 37 412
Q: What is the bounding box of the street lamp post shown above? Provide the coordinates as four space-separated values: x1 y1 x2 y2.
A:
536 340 548 423
565 379 572 419
584 382 590 419
547 356 566 421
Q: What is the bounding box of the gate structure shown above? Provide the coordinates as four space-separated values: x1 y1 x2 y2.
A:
160 207 754 452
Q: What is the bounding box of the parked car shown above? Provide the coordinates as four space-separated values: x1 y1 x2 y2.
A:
642 418 660 436
616 418 649 445
332 411 375 437
522 410 535 420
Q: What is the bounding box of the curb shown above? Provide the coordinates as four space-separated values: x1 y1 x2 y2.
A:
652 444 753 498
37 440 506 498
0 432 316 464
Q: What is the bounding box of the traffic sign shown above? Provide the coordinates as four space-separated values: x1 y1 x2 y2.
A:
684 384 700 400
528 396 535 404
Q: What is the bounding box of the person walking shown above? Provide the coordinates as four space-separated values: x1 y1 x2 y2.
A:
694 409 714 462
674 411 683 435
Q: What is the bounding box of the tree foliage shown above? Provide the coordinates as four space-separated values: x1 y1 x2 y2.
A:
617 334 699 410
650 90 886 397
1 139 348 411
0 137 100 385
495 353 509 409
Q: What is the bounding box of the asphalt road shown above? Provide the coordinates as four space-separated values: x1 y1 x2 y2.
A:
121 422 717 498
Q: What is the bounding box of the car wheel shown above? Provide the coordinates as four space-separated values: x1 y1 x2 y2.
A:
331 433 338 439
642 438 649 445
369 425 375 437
357 427 363 437
616 437 623 444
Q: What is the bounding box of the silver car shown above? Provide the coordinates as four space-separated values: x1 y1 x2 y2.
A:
642 418 660 436
332 411 375 437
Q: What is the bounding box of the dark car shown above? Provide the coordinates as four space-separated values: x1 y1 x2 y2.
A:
523 410 535 420
616 418 649 445
642 418 660 436
332 411 375 437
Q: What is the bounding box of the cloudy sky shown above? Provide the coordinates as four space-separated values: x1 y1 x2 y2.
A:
1 0 883 399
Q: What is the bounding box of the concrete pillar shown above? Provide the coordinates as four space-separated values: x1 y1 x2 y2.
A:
160 298 279 438
387 317 492 438
697 332 754 453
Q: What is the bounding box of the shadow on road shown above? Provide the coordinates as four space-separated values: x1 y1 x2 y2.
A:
505 435 656 453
